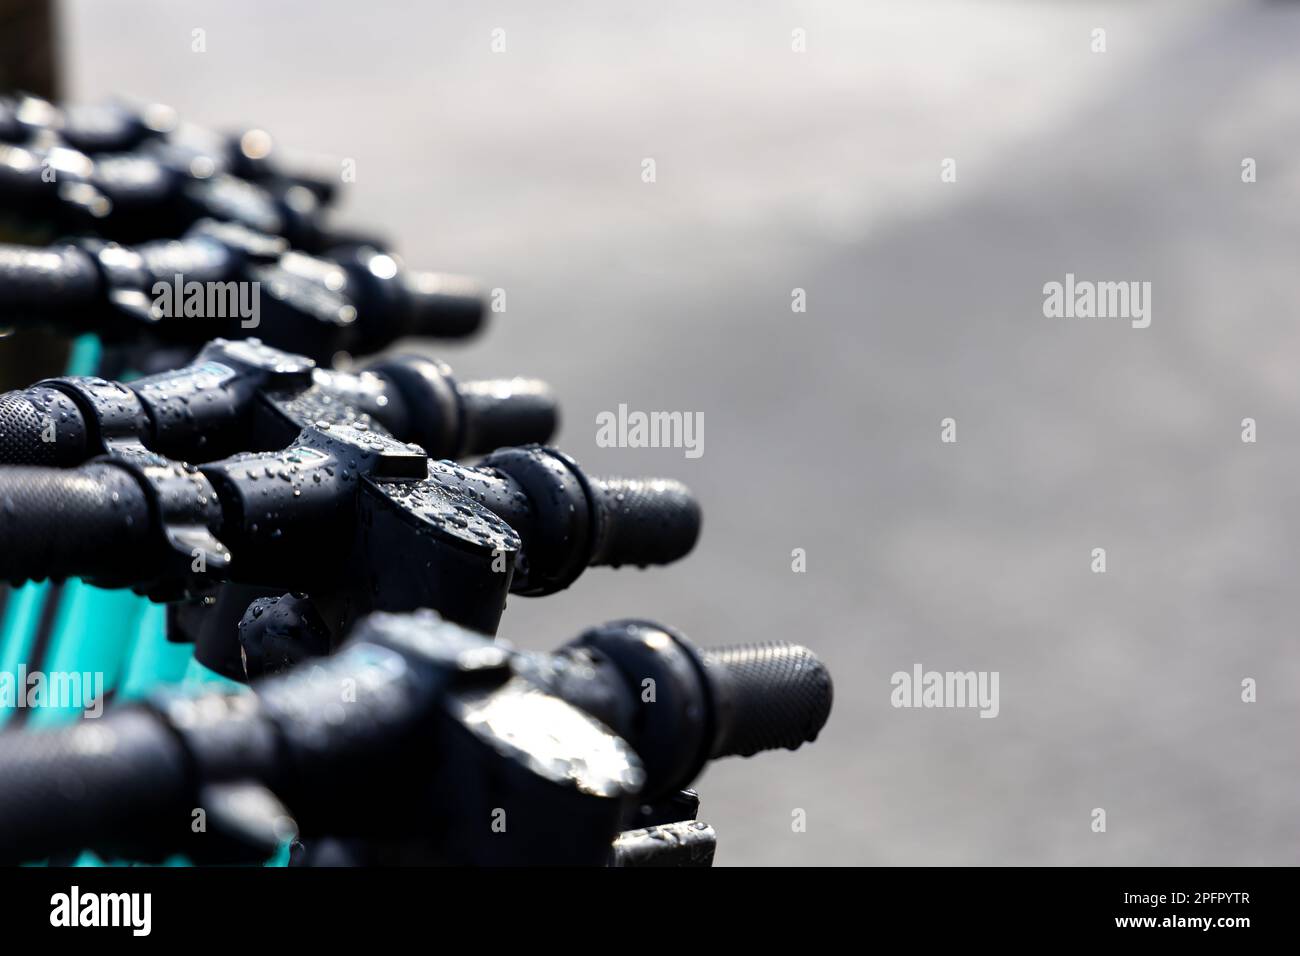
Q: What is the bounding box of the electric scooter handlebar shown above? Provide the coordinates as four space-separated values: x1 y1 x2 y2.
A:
0 221 485 357
0 429 700 626
0 131 335 250
0 339 556 466
0 94 336 199
0 610 830 865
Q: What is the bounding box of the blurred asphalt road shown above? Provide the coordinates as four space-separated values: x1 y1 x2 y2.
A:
65 0 1300 864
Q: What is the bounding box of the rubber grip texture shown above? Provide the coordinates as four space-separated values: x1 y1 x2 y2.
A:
0 709 193 863
703 642 833 759
588 477 701 568
0 464 153 584
0 386 89 465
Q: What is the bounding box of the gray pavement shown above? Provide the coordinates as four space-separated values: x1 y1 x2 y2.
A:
63 0 1300 864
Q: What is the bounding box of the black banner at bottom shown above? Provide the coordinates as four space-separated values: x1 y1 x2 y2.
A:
0 865 1281 941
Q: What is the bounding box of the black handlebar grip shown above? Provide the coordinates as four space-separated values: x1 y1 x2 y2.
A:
0 709 193 864
458 378 558 454
702 643 833 759
0 386 89 465
134 234 239 285
587 477 701 568
0 464 153 585
58 103 154 154
402 271 486 339
0 243 101 314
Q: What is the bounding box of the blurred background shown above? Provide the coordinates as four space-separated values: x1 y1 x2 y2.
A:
26 0 1300 863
